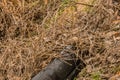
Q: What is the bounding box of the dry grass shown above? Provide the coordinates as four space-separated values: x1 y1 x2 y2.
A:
0 0 120 80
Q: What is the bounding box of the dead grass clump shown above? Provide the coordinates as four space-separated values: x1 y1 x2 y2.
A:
0 0 120 80
76 0 120 79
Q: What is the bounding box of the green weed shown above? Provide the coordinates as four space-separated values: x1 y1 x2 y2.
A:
91 71 101 80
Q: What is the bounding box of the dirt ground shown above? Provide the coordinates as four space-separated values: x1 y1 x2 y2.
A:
0 0 120 80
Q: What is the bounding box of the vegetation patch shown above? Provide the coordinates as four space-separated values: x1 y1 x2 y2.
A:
0 0 120 80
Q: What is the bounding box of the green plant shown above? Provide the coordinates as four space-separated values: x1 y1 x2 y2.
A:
74 77 77 80
91 71 101 80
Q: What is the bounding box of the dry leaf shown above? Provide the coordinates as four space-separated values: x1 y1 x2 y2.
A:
113 20 120 24
44 0 48 5
112 32 120 39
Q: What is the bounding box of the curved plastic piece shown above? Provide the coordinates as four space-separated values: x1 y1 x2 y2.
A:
32 45 86 80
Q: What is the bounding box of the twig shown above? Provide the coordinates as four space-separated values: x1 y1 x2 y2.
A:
71 1 94 7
